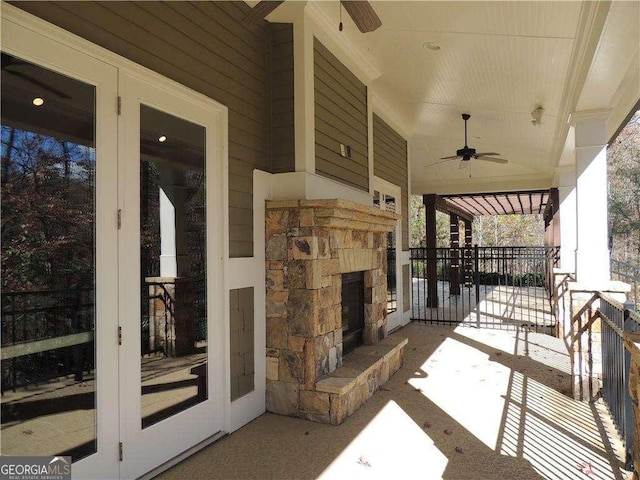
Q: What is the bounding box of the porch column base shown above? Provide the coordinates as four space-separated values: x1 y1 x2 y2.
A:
567 281 631 401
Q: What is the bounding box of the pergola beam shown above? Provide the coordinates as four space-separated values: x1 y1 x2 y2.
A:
494 194 509 215
433 195 474 222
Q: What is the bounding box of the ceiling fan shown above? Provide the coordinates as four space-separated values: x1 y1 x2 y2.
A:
2 52 72 99
435 113 508 169
242 1 382 33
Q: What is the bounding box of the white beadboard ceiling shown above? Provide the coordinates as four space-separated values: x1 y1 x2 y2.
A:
301 0 640 196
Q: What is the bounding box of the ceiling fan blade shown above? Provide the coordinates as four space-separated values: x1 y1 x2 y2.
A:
477 157 508 164
425 158 453 168
5 70 72 99
241 1 285 25
459 160 469 169
474 152 501 158
340 1 382 33
439 155 461 160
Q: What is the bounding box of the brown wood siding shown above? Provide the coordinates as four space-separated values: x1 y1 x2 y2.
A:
269 24 295 174
373 114 409 251
313 38 368 191
12 1 271 258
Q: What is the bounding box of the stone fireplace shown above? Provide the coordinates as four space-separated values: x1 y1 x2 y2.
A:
265 199 407 424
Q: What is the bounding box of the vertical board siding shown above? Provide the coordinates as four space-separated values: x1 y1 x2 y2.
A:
229 287 255 401
403 264 410 313
269 24 295 174
13 0 271 258
373 114 409 251
313 38 368 191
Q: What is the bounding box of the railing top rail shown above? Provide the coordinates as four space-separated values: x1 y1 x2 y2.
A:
409 246 558 254
611 258 640 270
2 287 93 297
629 309 640 324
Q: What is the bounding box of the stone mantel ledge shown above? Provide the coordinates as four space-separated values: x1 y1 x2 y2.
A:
266 198 400 232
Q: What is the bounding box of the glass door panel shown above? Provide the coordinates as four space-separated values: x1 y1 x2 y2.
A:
139 105 208 428
118 72 224 480
1 53 98 461
385 195 398 314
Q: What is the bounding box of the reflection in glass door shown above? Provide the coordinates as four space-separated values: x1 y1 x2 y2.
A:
118 71 224 480
139 106 208 428
1 53 97 460
385 195 398 314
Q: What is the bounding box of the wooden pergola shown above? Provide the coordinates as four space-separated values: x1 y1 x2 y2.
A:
421 189 558 308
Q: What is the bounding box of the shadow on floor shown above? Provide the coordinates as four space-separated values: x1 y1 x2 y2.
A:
158 323 628 480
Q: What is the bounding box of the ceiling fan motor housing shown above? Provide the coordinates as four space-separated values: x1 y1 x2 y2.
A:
456 147 476 158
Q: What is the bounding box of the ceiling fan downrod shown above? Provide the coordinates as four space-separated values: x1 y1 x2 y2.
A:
462 113 470 147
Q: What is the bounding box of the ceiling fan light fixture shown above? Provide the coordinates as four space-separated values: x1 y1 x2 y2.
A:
32 97 44 107
423 41 442 51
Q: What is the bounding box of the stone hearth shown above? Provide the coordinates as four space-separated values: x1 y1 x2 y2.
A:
264 198 406 424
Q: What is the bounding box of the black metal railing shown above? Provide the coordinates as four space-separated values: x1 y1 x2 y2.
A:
1 288 95 392
611 259 640 309
598 296 639 470
410 246 559 332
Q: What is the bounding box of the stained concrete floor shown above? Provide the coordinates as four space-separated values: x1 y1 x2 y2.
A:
158 323 631 480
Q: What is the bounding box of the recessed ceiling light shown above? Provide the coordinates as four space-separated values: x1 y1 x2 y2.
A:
32 97 44 107
423 41 442 51
158 135 167 143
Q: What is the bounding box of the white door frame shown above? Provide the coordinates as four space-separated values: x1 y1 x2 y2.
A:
2 6 231 479
117 59 228 480
1 12 120 480
372 177 404 332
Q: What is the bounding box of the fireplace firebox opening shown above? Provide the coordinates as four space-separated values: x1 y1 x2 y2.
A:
342 271 365 355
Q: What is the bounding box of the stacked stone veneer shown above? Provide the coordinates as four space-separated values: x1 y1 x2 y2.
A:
264 199 400 423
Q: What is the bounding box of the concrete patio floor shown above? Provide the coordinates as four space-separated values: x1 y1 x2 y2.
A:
158 323 630 480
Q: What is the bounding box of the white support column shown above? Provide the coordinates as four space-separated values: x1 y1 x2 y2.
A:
569 109 611 287
159 186 177 278
293 4 315 174
555 168 577 274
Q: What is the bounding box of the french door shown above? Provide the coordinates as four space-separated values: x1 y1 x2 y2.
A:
1 18 120 480
117 72 225 480
1 14 226 480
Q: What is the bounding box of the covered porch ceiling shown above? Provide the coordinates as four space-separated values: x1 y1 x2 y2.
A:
269 1 640 197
